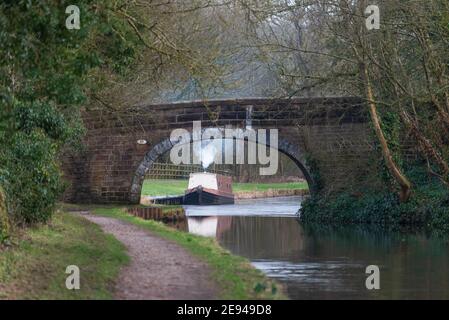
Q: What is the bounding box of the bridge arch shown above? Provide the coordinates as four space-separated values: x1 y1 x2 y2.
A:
62 97 376 204
129 135 315 203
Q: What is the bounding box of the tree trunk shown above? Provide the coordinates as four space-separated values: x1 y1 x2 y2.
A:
360 63 412 202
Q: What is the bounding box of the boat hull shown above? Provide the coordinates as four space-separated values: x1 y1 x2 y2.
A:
183 187 234 205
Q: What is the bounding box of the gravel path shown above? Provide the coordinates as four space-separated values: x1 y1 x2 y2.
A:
78 213 218 300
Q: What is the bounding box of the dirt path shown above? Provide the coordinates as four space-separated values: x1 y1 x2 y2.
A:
78 213 218 300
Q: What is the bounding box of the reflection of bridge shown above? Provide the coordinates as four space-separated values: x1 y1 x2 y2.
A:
62 97 379 204
187 216 233 238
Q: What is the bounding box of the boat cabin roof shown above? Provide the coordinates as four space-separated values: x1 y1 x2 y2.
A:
188 172 232 193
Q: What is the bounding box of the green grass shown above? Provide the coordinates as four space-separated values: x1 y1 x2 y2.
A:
234 181 308 192
0 211 129 299
142 179 188 196
133 203 183 213
92 206 286 300
141 179 308 196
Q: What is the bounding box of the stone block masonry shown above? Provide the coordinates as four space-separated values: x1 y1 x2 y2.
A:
61 97 381 204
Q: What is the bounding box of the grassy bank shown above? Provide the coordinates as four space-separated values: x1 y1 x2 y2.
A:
134 203 183 213
92 206 286 299
0 211 128 299
142 179 308 197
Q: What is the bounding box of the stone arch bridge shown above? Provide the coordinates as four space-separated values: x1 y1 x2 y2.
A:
62 97 379 204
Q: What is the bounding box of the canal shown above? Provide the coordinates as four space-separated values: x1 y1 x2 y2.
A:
171 196 449 299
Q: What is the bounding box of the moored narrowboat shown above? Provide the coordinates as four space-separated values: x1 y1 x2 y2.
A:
183 173 234 205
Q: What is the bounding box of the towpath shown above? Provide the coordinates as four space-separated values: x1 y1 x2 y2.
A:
78 212 217 300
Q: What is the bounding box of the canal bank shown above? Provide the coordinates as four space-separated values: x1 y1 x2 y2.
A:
90 206 286 299
0 205 284 300
234 188 308 199
300 168 449 232
0 211 128 299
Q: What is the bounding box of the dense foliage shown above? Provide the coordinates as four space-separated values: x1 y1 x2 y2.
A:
0 1 142 233
301 165 449 232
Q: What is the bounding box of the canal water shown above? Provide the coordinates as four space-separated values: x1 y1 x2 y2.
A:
172 196 449 299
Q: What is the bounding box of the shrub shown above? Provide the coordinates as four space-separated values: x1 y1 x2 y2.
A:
1 130 63 224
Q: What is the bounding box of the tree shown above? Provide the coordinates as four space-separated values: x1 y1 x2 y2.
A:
238 0 449 202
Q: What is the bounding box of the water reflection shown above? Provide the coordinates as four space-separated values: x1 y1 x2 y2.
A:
176 197 449 299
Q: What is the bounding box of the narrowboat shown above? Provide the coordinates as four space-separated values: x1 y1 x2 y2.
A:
183 172 234 205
